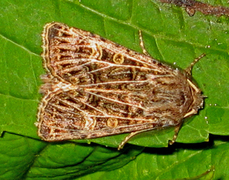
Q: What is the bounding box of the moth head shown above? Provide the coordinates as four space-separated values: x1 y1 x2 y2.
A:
184 79 204 118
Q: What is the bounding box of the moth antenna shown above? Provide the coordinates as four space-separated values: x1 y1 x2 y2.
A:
138 30 150 56
185 53 206 75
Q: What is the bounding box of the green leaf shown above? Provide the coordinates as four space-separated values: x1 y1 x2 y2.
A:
81 139 229 180
0 0 229 179
0 132 143 180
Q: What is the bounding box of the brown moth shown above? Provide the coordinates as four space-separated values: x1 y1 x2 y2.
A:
37 22 204 150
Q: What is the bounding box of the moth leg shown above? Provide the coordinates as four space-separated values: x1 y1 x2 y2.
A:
169 122 183 145
138 30 150 56
185 53 206 75
119 121 183 149
118 131 144 150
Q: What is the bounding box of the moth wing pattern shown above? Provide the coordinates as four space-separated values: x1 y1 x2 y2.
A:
37 22 204 144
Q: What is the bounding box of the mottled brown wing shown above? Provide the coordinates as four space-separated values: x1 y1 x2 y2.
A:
38 76 191 141
42 22 174 85
38 22 203 141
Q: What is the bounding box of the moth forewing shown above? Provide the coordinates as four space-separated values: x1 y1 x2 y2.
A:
37 22 204 149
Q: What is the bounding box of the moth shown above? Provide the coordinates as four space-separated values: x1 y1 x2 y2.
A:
37 22 204 150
